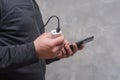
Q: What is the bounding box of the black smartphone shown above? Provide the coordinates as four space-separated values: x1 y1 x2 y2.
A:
70 36 94 51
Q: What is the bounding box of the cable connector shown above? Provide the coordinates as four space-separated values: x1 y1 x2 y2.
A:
56 27 61 33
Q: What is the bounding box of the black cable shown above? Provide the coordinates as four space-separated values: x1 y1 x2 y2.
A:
40 16 61 33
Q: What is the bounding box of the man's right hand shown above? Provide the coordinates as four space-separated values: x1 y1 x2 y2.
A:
34 33 64 59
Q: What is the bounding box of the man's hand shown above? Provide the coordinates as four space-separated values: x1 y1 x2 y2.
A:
34 33 64 59
57 40 84 59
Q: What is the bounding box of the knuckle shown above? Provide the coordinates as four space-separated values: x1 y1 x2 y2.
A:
48 43 54 47
51 49 57 53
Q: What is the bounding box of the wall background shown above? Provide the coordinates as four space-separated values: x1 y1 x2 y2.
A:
36 0 120 80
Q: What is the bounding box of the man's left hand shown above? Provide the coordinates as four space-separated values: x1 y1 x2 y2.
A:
57 40 84 59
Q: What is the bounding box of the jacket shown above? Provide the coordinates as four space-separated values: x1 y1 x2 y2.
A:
0 0 48 80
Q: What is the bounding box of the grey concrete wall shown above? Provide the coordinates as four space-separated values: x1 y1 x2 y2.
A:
36 0 120 80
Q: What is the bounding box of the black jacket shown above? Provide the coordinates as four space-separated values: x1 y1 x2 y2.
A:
0 0 59 80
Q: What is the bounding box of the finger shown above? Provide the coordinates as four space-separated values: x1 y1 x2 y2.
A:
64 40 69 44
58 48 67 58
65 43 73 56
52 34 64 46
62 48 68 58
72 43 78 53
57 51 63 59
53 43 64 56
57 43 65 51
61 40 68 56
78 44 84 50
57 48 68 59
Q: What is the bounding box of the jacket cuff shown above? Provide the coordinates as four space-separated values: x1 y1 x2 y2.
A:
26 42 39 63
46 58 60 64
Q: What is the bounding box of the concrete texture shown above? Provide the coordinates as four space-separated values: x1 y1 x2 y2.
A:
36 0 120 80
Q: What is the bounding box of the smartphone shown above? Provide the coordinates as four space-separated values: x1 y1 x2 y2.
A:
70 36 94 51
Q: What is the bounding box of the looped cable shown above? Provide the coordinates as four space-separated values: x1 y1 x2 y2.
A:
40 16 61 33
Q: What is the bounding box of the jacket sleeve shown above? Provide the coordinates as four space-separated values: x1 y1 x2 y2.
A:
0 42 39 71
46 58 60 64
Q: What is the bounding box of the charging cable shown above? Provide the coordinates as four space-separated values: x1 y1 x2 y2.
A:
40 16 61 34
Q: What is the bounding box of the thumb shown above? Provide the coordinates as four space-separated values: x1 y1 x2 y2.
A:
52 34 64 46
